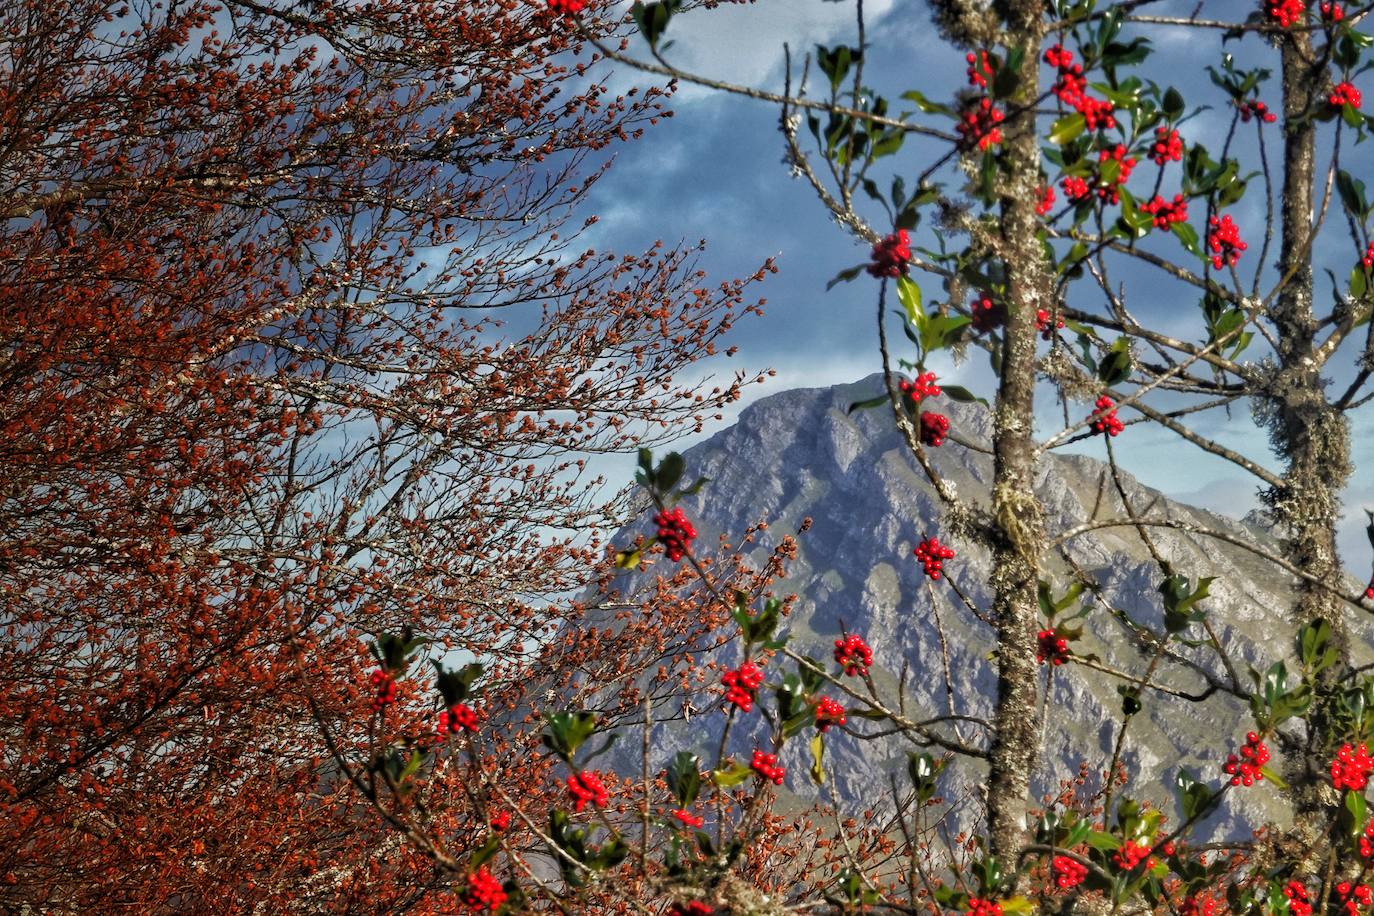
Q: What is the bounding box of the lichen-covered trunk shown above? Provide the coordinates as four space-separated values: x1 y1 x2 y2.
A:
984 2 1048 866
1271 28 1352 864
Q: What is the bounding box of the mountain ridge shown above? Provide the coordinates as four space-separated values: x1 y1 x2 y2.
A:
600 373 1370 836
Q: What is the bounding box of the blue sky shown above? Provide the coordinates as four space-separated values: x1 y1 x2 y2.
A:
570 0 1374 575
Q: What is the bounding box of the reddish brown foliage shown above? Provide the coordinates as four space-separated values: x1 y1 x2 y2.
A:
0 0 770 908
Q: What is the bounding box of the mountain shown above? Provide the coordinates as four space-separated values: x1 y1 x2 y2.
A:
602 373 1371 838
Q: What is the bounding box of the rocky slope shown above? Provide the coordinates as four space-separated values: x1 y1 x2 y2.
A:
601 373 1371 838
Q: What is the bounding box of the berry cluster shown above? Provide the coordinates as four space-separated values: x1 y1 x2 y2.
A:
920 411 950 447
722 661 765 712
750 749 785 785
1332 82 1364 110
490 811 511 832
971 294 1007 332
1207 214 1247 269
913 537 955 580
1061 175 1091 203
1223 732 1271 786
957 98 1005 152
1090 396 1124 437
834 634 874 677
1239 99 1277 123
1037 629 1070 666
1096 144 1137 204
1286 882 1314 916
668 903 714 916
567 771 610 811
814 696 847 733
966 50 994 88
655 507 697 562
1182 895 1218 916
1337 883 1374 916
369 669 397 711
1150 127 1183 166
1266 0 1304 27
1333 742 1374 791
1045 44 1116 131
1051 855 1087 890
437 702 482 735
1361 242 1374 270
1112 839 1155 871
968 898 1004 916
1361 819 1374 859
1036 185 1056 216
671 807 705 828
868 229 912 278
1141 194 1188 230
462 866 507 912
900 371 942 402
1323 2 1346 22
1036 308 1065 339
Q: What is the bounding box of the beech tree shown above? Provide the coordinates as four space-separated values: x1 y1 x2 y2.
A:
0 0 770 909
331 0 1374 913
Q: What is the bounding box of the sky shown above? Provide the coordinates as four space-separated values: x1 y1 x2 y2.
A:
565 0 1374 576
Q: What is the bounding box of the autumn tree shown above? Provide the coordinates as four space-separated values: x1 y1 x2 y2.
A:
330 0 1374 913
0 0 770 909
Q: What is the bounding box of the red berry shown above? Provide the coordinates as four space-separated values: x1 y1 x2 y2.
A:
1239 99 1277 123
1045 44 1116 131
668 903 714 916
913 536 955 580
920 411 950 447
1265 0 1304 28
721 660 766 712
1207 214 1247 269
814 696 847 733
868 229 912 278
968 898 1004 916
750 749 785 785
461 866 507 912
970 294 1007 332
567 771 610 811
1036 308 1066 339
1051 855 1087 890
1286 882 1314 916
899 371 942 402
490 811 511 832
956 98 1004 152
368 669 398 711
966 50 994 89
1150 127 1183 166
437 702 482 735
1141 194 1188 230
654 506 697 562
1036 629 1071 666
1222 732 1271 786
1182 895 1218 916
1333 742 1374 791
1090 395 1124 437
1112 839 1153 871
833 634 874 677
1331 81 1363 110
1035 185 1056 216
670 807 705 828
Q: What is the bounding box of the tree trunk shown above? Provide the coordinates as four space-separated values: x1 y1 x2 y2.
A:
1271 26 1352 867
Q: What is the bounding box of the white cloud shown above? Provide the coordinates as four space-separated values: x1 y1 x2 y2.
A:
604 0 899 102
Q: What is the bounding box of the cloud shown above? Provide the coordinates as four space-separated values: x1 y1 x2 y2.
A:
604 0 898 102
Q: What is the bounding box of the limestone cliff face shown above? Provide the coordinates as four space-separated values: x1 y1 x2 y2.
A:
600 373 1370 836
